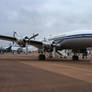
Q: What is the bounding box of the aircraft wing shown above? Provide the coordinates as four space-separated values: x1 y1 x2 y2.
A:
28 40 43 48
0 35 17 42
0 35 43 49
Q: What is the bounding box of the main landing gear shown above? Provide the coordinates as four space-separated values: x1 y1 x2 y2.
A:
38 54 46 60
72 54 79 61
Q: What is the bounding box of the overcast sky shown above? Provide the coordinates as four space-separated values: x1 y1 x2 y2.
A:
0 0 92 46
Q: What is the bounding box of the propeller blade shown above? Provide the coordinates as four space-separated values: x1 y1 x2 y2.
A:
29 33 39 40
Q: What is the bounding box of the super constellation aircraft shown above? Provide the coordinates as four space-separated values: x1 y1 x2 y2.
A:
0 30 92 60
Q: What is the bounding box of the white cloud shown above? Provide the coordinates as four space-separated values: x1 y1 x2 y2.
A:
0 0 92 46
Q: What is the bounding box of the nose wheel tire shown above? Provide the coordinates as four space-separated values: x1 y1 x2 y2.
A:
38 54 46 60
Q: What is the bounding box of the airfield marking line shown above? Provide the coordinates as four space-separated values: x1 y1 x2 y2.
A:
21 62 92 83
50 63 92 73
22 61 92 73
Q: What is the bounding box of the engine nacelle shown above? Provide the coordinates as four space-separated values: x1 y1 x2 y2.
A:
17 39 26 47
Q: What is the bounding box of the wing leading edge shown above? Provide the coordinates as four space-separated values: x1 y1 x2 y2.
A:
0 35 17 42
28 40 43 48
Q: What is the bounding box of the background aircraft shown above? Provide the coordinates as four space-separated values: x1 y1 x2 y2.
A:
0 46 12 54
0 30 92 60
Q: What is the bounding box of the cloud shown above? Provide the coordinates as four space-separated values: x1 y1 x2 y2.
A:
0 0 92 46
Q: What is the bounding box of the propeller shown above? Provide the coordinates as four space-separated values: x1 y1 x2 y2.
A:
30 33 39 40
24 33 39 40
13 31 17 45
16 33 39 54
23 33 39 54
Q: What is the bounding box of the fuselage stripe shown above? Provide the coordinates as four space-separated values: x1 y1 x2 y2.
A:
48 34 92 42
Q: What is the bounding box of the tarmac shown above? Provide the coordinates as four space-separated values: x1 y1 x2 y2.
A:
0 54 92 92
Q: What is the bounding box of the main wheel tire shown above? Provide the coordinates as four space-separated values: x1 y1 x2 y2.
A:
72 55 79 61
38 54 46 60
